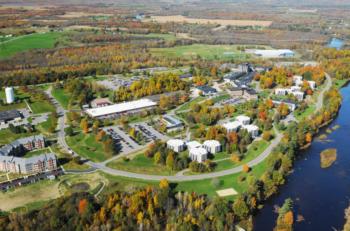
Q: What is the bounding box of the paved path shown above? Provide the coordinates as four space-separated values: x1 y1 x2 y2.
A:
315 73 332 112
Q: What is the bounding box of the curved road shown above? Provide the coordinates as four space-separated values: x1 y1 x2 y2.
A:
51 73 332 182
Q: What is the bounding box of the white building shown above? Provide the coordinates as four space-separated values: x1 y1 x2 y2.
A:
5 87 15 104
252 49 295 58
85 98 157 118
189 147 208 163
242 124 259 138
307 81 316 90
167 139 186 153
203 140 221 154
290 86 301 92
272 100 297 111
291 91 304 101
293 75 303 86
223 121 242 133
236 115 251 125
186 141 202 150
275 88 289 96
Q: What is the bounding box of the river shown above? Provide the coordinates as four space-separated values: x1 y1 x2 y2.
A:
328 38 345 50
254 83 350 230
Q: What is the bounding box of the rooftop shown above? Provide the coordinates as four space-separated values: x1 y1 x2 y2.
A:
203 140 221 147
196 85 217 93
86 98 157 117
167 139 185 147
0 110 22 121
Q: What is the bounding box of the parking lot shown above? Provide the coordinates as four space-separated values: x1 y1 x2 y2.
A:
133 122 169 141
104 126 141 154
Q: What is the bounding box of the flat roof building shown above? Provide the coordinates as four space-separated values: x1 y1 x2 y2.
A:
0 110 22 125
242 124 260 138
162 115 184 132
186 141 202 150
86 98 157 118
223 121 242 133
167 139 186 153
189 147 208 163
193 85 218 96
203 140 221 154
236 115 251 125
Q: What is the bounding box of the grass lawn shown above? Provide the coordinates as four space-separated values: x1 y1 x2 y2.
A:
175 160 268 198
294 104 316 120
176 96 206 112
51 144 90 171
213 140 270 172
0 32 66 59
211 93 231 104
24 148 51 158
150 44 250 61
334 79 349 89
51 88 70 109
30 100 55 114
66 133 111 162
0 129 39 146
107 153 176 176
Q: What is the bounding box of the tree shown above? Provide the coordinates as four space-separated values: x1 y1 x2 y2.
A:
65 126 74 136
154 151 161 164
305 132 312 143
233 196 249 219
159 178 169 189
166 152 174 170
242 164 250 173
80 118 89 134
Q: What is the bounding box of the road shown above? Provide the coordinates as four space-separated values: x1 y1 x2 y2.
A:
49 73 332 182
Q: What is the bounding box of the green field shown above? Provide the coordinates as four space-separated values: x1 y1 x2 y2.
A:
51 88 70 109
66 133 111 162
30 100 55 114
130 33 177 42
0 32 66 59
175 96 206 112
151 44 250 61
294 104 316 120
107 153 176 176
24 148 51 158
0 129 39 146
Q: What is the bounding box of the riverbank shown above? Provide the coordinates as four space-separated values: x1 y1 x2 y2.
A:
254 81 350 230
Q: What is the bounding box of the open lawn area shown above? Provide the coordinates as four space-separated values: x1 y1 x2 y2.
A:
30 100 55 114
294 104 316 120
51 88 70 109
66 133 112 162
0 32 67 59
205 140 270 173
176 96 206 112
0 129 39 146
150 44 250 61
107 153 176 176
24 148 51 158
175 160 268 198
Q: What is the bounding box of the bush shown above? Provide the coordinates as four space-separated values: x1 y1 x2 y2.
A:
211 178 223 188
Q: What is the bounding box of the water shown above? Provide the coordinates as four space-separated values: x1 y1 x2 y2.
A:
328 38 345 50
254 83 350 231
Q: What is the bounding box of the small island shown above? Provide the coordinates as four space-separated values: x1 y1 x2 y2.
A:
320 148 337 168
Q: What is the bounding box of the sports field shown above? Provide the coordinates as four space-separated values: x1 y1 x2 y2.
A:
0 32 65 59
151 44 250 60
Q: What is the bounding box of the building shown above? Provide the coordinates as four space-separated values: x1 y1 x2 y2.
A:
0 153 57 174
242 125 259 138
0 110 22 125
167 139 186 153
5 87 15 104
193 85 218 97
236 115 251 125
272 100 297 111
252 49 295 58
293 75 303 86
0 135 45 156
291 91 304 101
275 88 289 96
162 115 184 133
243 88 258 100
86 98 157 118
189 147 208 163
186 141 202 150
308 81 316 90
223 121 242 133
90 98 112 108
203 140 221 154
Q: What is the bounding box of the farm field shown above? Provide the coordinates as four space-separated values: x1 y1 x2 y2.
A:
0 32 66 59
145 15 273 27
151 44 250 61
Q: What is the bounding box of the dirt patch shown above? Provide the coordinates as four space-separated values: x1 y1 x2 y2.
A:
320 148 337 168
145 15 272 27
0 181 61 211
216 188 238 197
